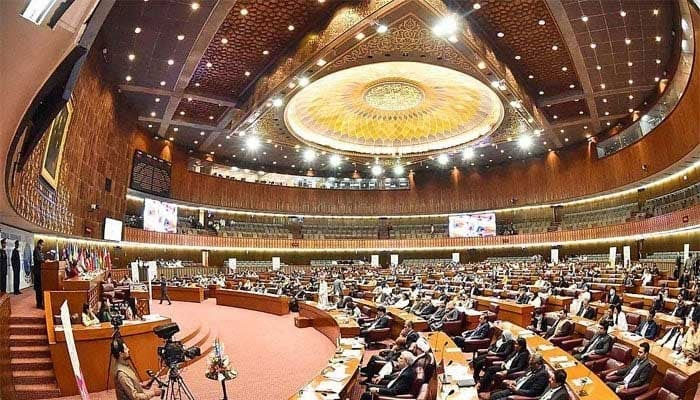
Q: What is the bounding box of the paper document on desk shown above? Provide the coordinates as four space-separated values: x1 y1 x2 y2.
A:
446 364 470 378
340 338 364 349
316 380 344 393
623 332 643 341
558 361 576 369
537 345 555 351
572 377 592 386
343 349 362 359
518 330 535 338
578 320 594 327
446 347 462 353
323 368 350 382
549 356 569 363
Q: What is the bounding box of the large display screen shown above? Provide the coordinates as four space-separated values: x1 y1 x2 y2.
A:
143 198 178 233
448 213 496 238
103 218 123 241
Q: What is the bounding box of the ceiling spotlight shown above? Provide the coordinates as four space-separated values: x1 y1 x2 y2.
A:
569 84 575 89
625 38 631 45
371 164 383 176
655 35 662 42
620 10 626 17
509 100 521 109
200 131 205 136
462 148 475 160
179 111 185 115
155 97 160 102
581 15 588 22
497 32 504 38
298 76 310 87
437 154 449 165
590 43 596 49
160 80 166 86
653 9 659 16
125 75 132 81
538 90 544 95
272 98 284 107
329 154 341 167
150 111 156 117
551 45 558 51
148 124 153 128
561 66 568 71
128 53 135 61
316 59 326 67
596 65 601 70
303 149 317 162
240 8 248 15
627 61 633 67
477 61 486 69
167 59 174 65
221 38 228 44
244 71 250 76
191 2 199 10
262 50 269 55
628 79 634 85
355 32 365 40
518 135 533 149
288 25 295 31
538 19 545 25
134 27 142 34
393 164 404 175
376 24 388 34
246 136 260 151
206 61 212 68
177 34 185 41
473 3 481 10
433 14 459 37
656 59 662 64
187 97 192 101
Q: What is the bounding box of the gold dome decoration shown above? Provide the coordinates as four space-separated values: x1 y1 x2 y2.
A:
284 61 504 156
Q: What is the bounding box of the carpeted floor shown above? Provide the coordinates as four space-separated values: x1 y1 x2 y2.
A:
11 289 336 400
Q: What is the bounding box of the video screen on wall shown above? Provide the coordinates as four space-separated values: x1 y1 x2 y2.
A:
143 198 178 233
448 213 496 238
103 218 123 241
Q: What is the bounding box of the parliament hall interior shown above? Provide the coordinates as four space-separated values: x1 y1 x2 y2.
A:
3 0 700 399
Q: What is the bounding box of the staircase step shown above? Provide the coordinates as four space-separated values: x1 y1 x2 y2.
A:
10 325 47 335
14 386 61 400
10 316 45 325
10 345 51 359
10 334 48 346
11 357 53 371
12 370 56 385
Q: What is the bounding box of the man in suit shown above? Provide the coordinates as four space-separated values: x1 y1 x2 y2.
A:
430 301 460 331
159 275 172 305
573 322 613 360
11 240 21 295
453 314 490 347
516 287 530 304
477 337 529 392
0 239 7 293
417 297 437 318
576 299 596 319
606 342 653 393
670 294 688 318
538 369 569 400
530 308 547 334
545 310 572 339
635 309 659 339
360 306 390 337
366 351 416 397
656 319 684 350
472 330 514 378
606 287 622 306
32 240 44 309
487 353 549 399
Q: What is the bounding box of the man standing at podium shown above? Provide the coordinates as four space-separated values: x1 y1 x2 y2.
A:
32 239 44 309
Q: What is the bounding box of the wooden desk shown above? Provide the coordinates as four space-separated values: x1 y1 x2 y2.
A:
474 296 534 327
62 272 104 291
497 321 618 400
298 302 361 341
546 296 574 313
287 339 364 400
589 301 682 331
151 285 204 303
569 316 699 400
424 331 478 400
216 289 289 315
354 299 429 337
41 260 66 292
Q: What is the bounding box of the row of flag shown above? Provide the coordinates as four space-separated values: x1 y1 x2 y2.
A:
58 242 112 271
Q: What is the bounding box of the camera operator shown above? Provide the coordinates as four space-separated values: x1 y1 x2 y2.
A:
111 337 161 400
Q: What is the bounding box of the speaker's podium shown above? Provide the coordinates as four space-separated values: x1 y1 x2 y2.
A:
41 260 67 291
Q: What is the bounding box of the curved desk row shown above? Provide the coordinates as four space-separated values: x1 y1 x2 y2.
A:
569 315 698 400
496 321 618 400
474 296 534 327
298 302 360 342
354 298 429 337
151 285 204 303
425 331 478 400
589 301 683 330
215 289 290 315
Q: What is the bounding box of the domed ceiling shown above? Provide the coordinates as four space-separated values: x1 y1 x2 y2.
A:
284 61 504 156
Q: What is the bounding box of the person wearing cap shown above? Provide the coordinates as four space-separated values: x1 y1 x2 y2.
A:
0 238 7 294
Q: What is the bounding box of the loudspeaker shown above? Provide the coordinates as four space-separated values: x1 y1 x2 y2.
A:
105 177 112 192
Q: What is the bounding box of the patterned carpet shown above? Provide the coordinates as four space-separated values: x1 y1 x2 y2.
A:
10 290 336 400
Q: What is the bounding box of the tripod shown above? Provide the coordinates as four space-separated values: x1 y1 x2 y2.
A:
148 364 196 400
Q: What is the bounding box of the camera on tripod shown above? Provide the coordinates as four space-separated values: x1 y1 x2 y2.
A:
154 323 201 366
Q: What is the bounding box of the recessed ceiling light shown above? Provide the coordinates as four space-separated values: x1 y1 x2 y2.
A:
298 76 310 86
169 137 174 141
191 2 199 10
654 77 660 82
590 43 596 49
244 71 250 76
538 90 544 95
200 131 205 136
569 84 575 89
625 38 631 45
194 82 200 87
240 8 248 15
627 61 633 67
155 97 160 102
150 111 156 117
514 55 521 60
552 45 558 51
473 3 481 9
160 80 166 86
579 111 584 115
596 65 602 70
607 122 611 126
629 108 634 113
179 111 185 115
194 140 198 144
206 62 212 68
167 59 174 65
173 127 178 132
355 32 365 40
656 59 661 64
653 9 659 16
528 74 534 79
538 19 545 25
148 124 153 128
602 98 607 103
564 137 569 142
600 83 606 89
655 35 662 42
316 59 326 66
210 151 214 155
217 144 222 147
604 111 610 115
209 115 214 120
262 50 269 55
125 75 132 81
497 32 504 38
553 115 558 119
221 38 228 44
561 66 567 71
288 25 295 31
128 53 135 61
134 27 142 34
376 24 388 34
177 34 185 41
620 10 626 17
628 79 634 85
581 15 589 22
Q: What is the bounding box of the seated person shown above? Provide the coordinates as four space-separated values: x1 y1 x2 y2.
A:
530 308 547 335
656 318 685 350
573 322 613 361
680 316 700 359
529 292 543 308
476 337 529 392
417 297 437 318
538 369 569 400
111 337 161 399
635 309 659 339
344 299 362 319
606 287 622 306
606 342 653 394
688 301 700 325
609 303 629 332
97 299 112 323
360 306 390 337
453 314 490 348
515 287 531 304
544 310 572 339
670 294 688 318
575 299 596 319
82 303 100 327
391 293 410 309
430 301 460 332
364 351 416 398
484 353 548 399
472 330 515 378
426 303 446 329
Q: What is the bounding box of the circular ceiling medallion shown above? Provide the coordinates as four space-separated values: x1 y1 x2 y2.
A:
284 61 504 156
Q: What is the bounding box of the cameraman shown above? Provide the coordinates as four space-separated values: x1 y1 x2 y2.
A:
112 337 161 400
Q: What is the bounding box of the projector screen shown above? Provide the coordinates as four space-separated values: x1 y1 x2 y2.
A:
103 218 123 241
143 198 178 233
448 213 496 238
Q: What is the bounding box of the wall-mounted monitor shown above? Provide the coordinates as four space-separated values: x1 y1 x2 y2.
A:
143 198 178 233
103 217 123 241
448 213 496 238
